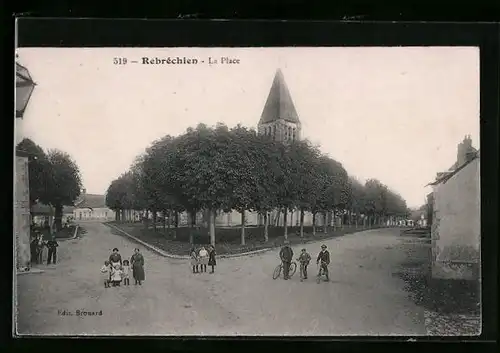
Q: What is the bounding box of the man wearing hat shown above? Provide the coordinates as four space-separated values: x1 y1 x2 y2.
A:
316 244 330 281
297 248 312 281
279 240 294 280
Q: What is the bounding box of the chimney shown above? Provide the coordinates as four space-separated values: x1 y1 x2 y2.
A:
457 135 475 167
457 138 466 167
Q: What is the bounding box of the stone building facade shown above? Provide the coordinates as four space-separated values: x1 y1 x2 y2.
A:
15 155 31 270
429 136 480 280
15 61 36 271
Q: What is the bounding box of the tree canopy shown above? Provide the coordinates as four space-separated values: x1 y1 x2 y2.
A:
106 123 410 244
17 138 82 230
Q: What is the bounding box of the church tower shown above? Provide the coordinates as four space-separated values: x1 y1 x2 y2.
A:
258 69 302 143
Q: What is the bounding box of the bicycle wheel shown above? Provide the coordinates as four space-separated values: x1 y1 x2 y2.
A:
289 262 297 277
272 264 282 280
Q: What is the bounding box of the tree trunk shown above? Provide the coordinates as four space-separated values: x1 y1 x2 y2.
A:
152 210 157 232
54 204 63 233
300 208 305 237
144 210 149 230
162 209 166 233
189 211 196 245
332 210 337 231
323 212 328 234
115 210 119 221
173 211 179 239
283 208 288 240
121 209 126 222
240 210 246 246
312 212 317 236
264 212 269 242
209 209 216 246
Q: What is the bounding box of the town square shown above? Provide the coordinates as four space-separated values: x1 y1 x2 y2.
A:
14 47 480 336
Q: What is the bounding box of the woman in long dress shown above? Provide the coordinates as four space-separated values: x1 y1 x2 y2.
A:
130 248 145 285
208 245 217 273
109 248 122 267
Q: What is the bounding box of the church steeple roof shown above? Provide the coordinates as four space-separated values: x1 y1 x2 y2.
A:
259 69 300 124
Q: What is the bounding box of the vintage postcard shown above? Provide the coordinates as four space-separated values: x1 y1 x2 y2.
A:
14 46 481 336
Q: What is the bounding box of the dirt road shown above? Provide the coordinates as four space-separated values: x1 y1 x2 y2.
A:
15 223 426 336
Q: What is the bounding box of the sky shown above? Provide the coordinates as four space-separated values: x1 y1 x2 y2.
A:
16 47 480 208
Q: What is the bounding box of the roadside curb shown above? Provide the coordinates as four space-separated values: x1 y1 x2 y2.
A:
16 268 45 276
58 225 80 242
218 247 274 259
105 223 190 260
106 224 400 260
106 223 277 260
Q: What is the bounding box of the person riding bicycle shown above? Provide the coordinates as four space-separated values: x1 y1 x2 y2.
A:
297 248 311 280
316 244 330 281
279 240 294 280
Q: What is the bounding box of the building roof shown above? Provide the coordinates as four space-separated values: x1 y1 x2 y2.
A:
75 193 107 209
447 146 478 172
427 152 479 186
31 203 75 215
259 69 300 124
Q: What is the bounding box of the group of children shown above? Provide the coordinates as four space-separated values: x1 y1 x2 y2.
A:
190 245 216 273
100 260 131 287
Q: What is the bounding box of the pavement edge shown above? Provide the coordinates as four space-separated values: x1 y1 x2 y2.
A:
105 223 275 260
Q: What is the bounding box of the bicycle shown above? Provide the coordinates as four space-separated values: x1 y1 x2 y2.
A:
272 260 297 280
316 262 329 283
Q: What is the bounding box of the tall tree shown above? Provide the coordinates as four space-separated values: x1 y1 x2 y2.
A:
45 149 82 231
288 140 321 237
251 133 280 242
226 125 263 245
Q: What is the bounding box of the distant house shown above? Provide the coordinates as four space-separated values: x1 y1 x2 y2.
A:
427 136 480 281
73 189 115 221
31 203 75 227
410 207 428 228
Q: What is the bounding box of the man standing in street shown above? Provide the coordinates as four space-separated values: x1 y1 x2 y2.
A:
46 236 59 265
279 240 294 280
316 244 330 281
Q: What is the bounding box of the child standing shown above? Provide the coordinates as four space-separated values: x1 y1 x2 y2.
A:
100 261 112 288
110 263 123 286
198 246 209 273
297 248 312 281
190 247 199 274
122 260 131 286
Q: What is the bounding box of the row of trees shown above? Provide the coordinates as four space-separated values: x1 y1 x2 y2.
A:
17 138 82 231
106 123 410 245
